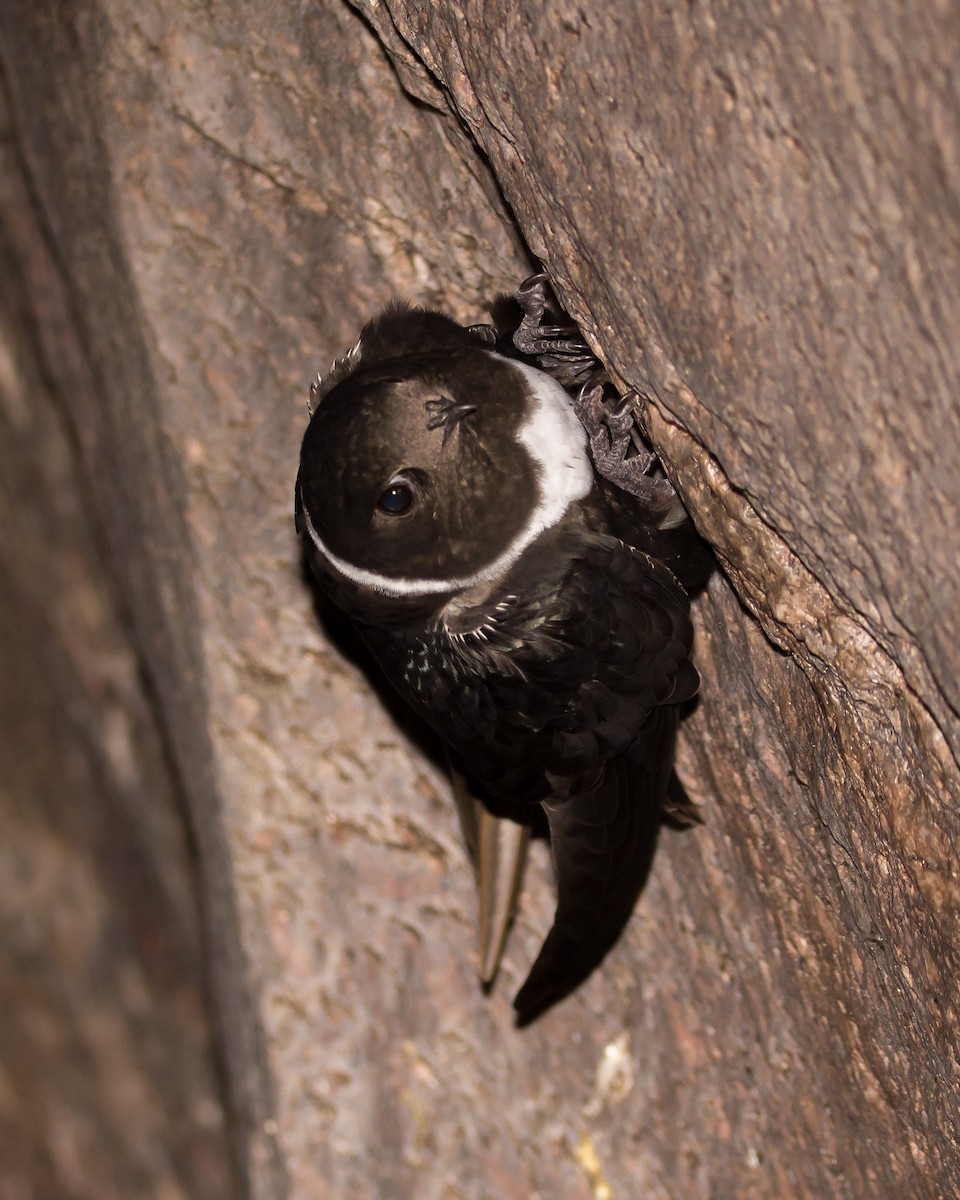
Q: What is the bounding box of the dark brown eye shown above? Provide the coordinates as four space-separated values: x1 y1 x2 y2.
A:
377 482 414 515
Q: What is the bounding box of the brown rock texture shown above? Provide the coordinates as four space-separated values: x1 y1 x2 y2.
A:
0 82 237 1200
0 1 957 1198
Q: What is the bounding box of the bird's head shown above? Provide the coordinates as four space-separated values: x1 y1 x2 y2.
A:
296 304 591 624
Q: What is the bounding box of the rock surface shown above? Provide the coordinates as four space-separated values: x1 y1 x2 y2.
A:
0 1 957 1196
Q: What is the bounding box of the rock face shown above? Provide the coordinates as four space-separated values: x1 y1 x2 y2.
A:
1 1 957 1197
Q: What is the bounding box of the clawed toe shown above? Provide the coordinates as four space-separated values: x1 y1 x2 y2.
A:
510 273 662 497
575 383 662 497
573 381 608 437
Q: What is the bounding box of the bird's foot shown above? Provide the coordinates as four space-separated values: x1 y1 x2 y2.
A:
512 273 604 389
575 383 659 497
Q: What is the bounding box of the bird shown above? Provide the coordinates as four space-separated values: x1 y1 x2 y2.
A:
295 279 707 1024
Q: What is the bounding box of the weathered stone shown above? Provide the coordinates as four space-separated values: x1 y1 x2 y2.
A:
1 0 956 1196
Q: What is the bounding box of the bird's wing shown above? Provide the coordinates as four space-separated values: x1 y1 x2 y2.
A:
514 705 679 1025
364 532 698 1017
446 531 698 787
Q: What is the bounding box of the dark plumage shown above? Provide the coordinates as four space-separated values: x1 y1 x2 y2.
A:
296 285 707 1023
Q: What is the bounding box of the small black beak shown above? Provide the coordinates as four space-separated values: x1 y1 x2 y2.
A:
425 396 477 446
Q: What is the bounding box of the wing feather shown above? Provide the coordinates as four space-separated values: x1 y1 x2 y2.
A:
514 706 678 1025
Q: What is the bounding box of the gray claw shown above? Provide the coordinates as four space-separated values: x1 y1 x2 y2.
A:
575 384 661 497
